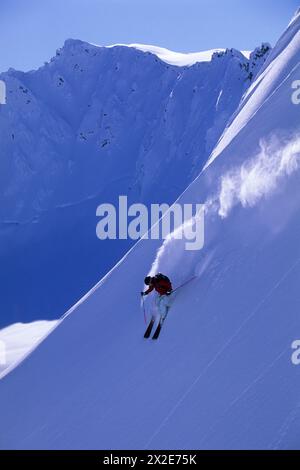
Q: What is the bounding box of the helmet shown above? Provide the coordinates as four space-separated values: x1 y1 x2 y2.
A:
144 276 152 285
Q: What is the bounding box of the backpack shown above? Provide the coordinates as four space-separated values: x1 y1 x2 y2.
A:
154 273 171 284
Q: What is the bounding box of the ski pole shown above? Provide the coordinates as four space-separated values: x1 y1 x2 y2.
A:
172 275 197 293
142 295 147 324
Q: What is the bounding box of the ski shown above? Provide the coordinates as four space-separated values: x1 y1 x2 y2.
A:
144 316 155 338
152 321 162 340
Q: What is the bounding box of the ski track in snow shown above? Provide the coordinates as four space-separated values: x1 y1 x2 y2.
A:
271 401 300 449
198 346 289 447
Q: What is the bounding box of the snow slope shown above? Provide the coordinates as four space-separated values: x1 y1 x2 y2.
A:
2 21 299 450
0 320 58 376
0 40 269 327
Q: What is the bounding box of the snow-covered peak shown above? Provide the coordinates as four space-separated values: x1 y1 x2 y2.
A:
249 42 271 60
57 38 251 68
107 43 225 66
59 38 223 67
248 42 271 78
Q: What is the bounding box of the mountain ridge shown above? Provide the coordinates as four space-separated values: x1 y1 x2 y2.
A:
0 37 270 327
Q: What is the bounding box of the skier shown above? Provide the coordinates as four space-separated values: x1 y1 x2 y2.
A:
141 273 173 323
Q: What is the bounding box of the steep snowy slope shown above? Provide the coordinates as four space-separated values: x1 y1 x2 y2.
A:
0 41 269 326
3 24 299 450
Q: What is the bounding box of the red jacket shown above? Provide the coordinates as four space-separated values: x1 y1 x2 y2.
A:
145 277 173 296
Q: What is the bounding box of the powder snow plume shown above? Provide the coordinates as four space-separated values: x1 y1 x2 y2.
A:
218 133 300 218
147 132 300 283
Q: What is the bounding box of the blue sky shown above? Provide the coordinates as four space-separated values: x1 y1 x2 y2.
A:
1 0 299 72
